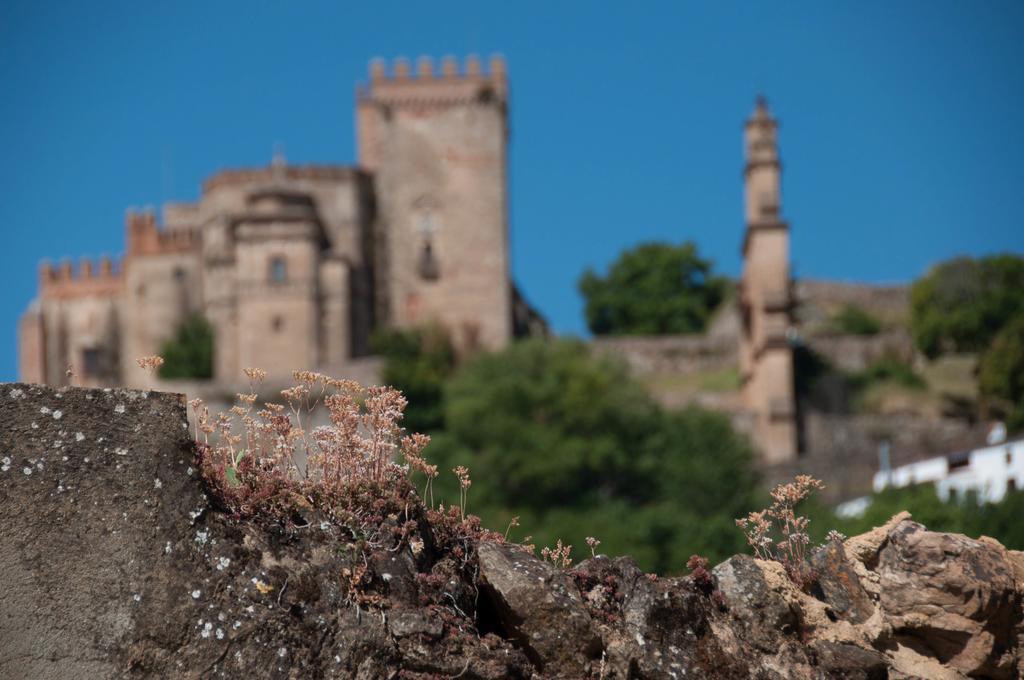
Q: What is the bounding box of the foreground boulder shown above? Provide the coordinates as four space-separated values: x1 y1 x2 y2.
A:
875 518 1019 677
1 383 1023 679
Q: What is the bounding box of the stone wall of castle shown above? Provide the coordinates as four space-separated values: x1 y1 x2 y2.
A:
795 279 910 330
121 209 202 387
194 167 373 384
589 283 915 386
804 329 915 373
591 334 737 376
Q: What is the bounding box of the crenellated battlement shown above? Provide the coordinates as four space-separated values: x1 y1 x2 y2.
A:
359 54 508 105
39 256 124 300
126 207 199 256
367 54 505 82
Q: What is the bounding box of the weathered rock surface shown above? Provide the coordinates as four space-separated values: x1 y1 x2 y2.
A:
2 382 1023 679
477 541 601 673
0 383 202 680
875 519 1019 677
810 540 874 624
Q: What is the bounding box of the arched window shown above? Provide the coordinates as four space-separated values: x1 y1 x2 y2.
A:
269 256 287 283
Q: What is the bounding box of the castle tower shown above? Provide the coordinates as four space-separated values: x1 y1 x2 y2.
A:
20 257 125 388
356 55 512 352
739 97 798 464
121 208 201 387
232 185 330 380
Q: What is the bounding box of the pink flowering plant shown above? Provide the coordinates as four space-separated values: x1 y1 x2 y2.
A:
735 474 825 588
190 368 437 518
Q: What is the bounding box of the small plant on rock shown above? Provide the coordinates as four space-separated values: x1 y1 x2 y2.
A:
541 539 574 569
735 475 825 589
191 369 435 518
188 369 512 614
452 465 471 521
136 355 165 374
686 554 726 609
686 554 714 595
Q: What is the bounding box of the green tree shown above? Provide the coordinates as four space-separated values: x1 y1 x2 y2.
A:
158 313 214 380
978 315 1024 431
971 489 1024 550
910 255 1024 359
579 241 728 336
425 338 758 572
371 325 456 433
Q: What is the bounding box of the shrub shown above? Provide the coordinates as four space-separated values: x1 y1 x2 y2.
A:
158 313 214 380
910 255 1024 358
829 304 882 336
978 315 1024 431
427 338 759 572
579 241 728 336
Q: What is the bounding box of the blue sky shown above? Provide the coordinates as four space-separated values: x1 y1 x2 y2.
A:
1 1 1022 381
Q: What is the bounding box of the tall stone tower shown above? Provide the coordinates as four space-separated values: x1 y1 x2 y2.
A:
739 97 798 464
356 55 512 352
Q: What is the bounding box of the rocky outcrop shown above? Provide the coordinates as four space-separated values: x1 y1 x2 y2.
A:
875 519 1019 677
2 382 1023 679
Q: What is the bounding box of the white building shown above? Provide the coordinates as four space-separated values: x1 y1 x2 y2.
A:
873 437 1024 504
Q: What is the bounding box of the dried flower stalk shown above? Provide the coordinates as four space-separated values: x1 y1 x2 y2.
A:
736 475 825 588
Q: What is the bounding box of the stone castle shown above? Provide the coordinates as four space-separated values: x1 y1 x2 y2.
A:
19 55 542 390
24 57 960 477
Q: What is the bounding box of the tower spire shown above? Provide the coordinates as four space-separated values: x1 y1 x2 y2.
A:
753 94 770 118
738 94 797 464
744 96 781 221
